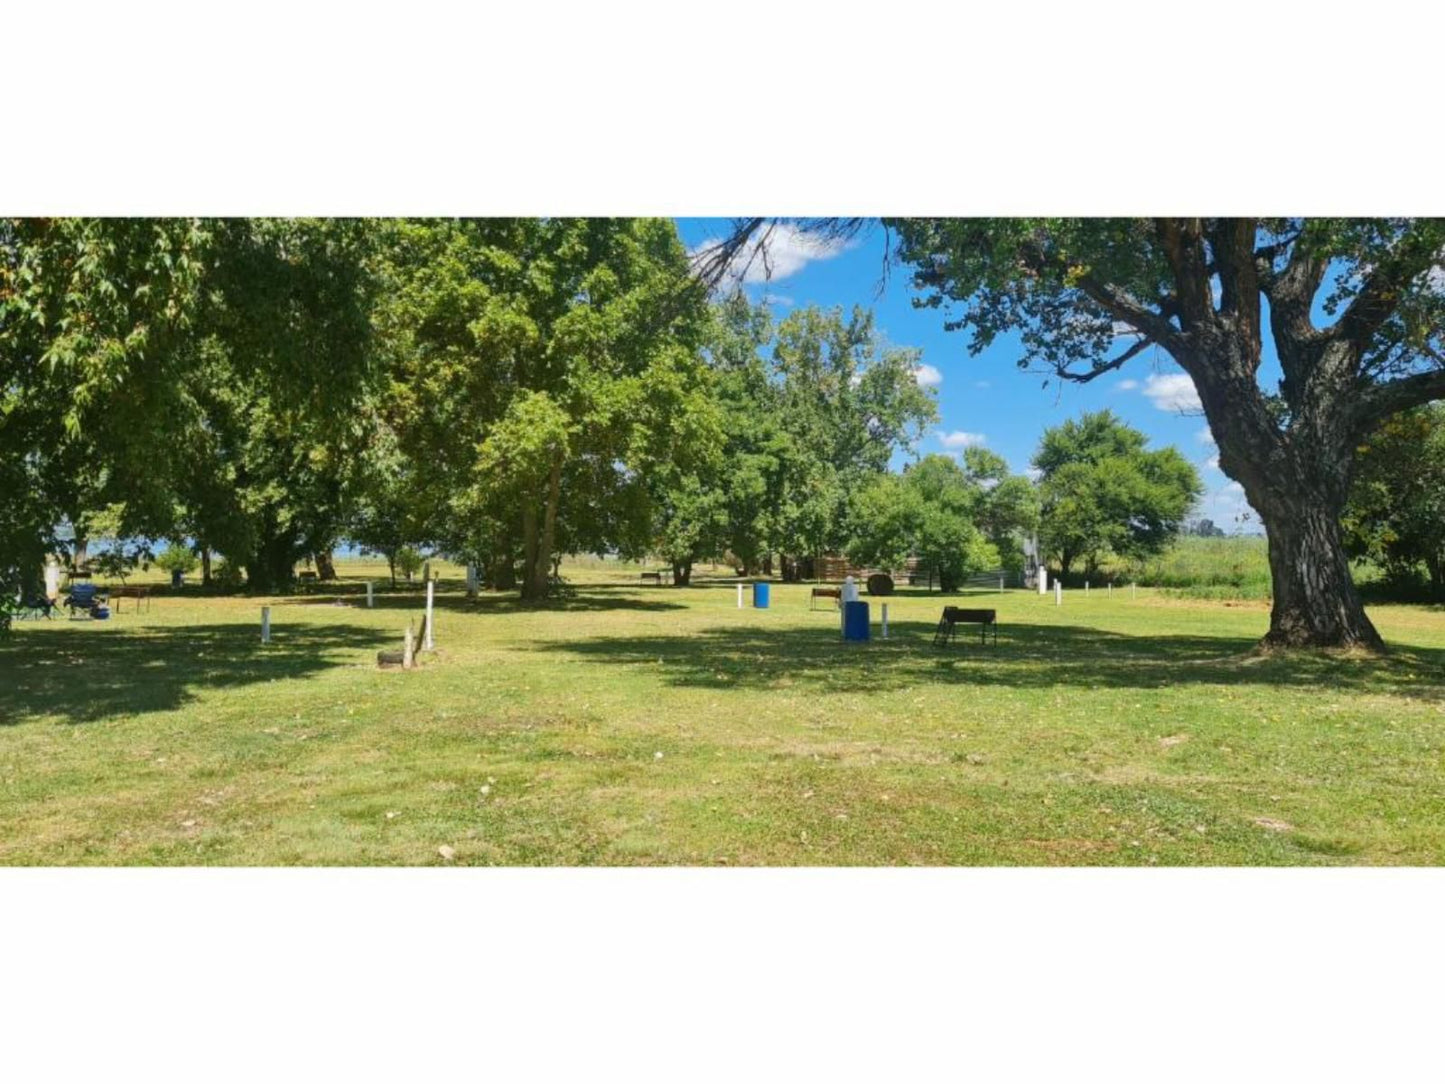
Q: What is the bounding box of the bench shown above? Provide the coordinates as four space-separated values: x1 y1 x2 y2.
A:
109 584 151 614
810 586 842 611
640 570 672 585
933 606 998 648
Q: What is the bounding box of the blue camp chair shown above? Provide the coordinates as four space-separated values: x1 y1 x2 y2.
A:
64 582 107 617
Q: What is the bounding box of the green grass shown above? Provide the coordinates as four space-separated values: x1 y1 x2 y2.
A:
4 558 1445 865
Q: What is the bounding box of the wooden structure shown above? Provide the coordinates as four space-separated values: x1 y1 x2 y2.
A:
810 586 841 611
109 584 151 614
933 606 998 648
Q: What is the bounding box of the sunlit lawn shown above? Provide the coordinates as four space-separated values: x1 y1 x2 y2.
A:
4 558 1444 865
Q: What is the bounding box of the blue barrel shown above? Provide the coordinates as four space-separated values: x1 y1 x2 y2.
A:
843 600 870 641
752 581 770 608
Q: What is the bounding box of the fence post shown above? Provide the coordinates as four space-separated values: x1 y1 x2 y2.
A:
1055 581 1062 606
736 584 743 609
1085 580 1089 596
881 603 889 639
261 606 271 643
366 581 374 609
425 579 435 650
999 573 1005 592
1038 567 1048 595
1132 581 1136 599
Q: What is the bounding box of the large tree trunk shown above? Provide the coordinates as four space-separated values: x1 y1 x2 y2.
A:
672 558 692 586
1191 329 1383 650
201 547 212 587
1257 494 1381 649
314 549 337 581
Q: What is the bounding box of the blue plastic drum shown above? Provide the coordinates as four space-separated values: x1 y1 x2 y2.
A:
752 581 770 608
843 600 869 641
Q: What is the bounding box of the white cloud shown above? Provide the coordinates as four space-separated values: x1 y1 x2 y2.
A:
1142 373 1203 413
1196 425 1216 445
760 292 794 307
1025 467 1043 482
1205 454 1220 471
914 363 942 387
1117 378 1139 391
938 430 986 449
689 224 851 295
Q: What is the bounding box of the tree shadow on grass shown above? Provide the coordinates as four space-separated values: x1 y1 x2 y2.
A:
0 622 389 727
530 619 1445 699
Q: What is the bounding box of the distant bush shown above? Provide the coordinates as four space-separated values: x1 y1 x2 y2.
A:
154 543 199 576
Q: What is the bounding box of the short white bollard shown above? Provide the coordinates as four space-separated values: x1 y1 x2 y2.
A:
366 581 374 609
1132 582 1137 599
737 584 743 609
261 606 271 643
881 603 889 640
1038 567 1048 595
1085 580 1090 597
424 580 435 650
466 564 478 596
1108 583 1113 598
1055 581 1062 606
999 573 1005 592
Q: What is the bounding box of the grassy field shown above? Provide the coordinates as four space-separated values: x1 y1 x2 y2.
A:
4 558 1444 865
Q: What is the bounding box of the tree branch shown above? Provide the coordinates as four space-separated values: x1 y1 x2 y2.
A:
1353 364 1445 433
1051 334 1156 384
1332 229 1444 351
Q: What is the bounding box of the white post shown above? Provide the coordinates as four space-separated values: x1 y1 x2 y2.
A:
881 603 889 639
466 564 478 597
999 573 1005 592
366 581 374 609
1055 581 1062 606
261 606 271 643
1108 583 1113 598
424 580 435 650
1132 581 1137 599
736 584 743 609
422 560 431 584
1086 580 1090 597
1038 567 1048 595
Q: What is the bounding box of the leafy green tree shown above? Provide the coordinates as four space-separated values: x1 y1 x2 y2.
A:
1032 411 1201 578
171 218 383 592
381 218 714 600
1344 405 1445 598
847 454 998 592
959 446 1041 572
1 218 209 629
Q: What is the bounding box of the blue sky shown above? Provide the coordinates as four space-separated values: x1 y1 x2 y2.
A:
676 218 1266 533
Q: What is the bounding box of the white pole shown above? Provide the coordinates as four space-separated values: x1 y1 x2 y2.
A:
466 564 478 597
261 606 271 643
1132 581 1137 599
881 603 889 639
425 579 435 650
1086 580 1090 597
1055 581 1062 606
999 573 1005 592
1038 567 1048 595
366 581 374 608
736 584 743 609
1108 583 1113 598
